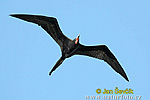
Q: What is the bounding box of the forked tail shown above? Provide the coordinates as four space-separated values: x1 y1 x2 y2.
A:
49 57 65 76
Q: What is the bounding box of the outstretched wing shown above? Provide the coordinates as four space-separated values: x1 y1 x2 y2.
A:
75 44 129 82
10 14 71 48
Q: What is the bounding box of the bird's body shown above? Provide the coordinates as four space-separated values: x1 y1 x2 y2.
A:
10 14 129 82
62 40 78 58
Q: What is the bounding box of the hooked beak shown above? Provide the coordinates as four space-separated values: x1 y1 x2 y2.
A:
75 33 80 44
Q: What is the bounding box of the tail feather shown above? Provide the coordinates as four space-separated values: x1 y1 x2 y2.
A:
49 57 65 76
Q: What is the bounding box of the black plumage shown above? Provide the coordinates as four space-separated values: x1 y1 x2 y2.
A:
10 14 129 82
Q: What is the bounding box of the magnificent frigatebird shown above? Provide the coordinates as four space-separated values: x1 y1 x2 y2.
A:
10 14 129 82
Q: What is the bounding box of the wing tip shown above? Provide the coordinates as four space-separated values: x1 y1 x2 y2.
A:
9 14 22 18
9 14 57 21
125 77 129 82
9 14 21 17
9 14 15 17
122 73 129 82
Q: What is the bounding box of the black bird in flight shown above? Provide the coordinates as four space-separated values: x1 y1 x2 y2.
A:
10 14 129 82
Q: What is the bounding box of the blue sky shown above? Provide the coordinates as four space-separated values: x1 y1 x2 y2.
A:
1 0 150 100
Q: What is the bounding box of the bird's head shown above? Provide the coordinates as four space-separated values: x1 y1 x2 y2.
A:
75 33 80 44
